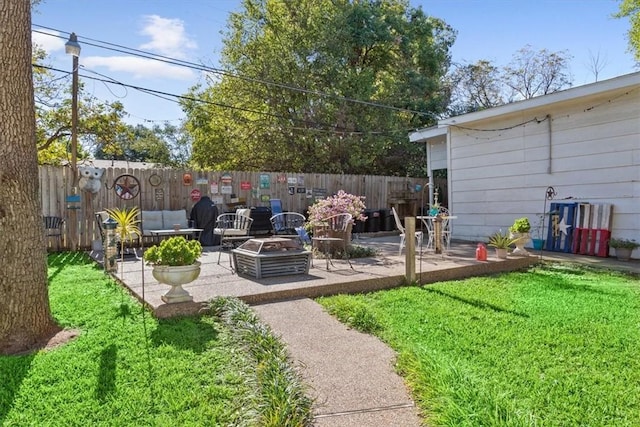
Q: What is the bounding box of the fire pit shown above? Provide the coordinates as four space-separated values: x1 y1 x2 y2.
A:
232 237 311 279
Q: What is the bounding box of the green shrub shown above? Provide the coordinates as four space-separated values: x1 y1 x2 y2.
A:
509 217 531 233
144 236 202 266
609 238 640 249
487 230 517 249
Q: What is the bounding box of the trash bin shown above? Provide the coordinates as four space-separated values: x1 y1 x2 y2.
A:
365 209 380 233
379 208 393 231
353 219 365 234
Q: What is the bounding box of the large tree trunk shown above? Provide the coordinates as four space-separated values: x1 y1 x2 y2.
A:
0 0 60 354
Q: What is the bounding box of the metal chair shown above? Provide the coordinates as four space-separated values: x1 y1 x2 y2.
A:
270 212 306 236
44 216 65 251
391 207 423 256
311 213 353 270
214 213 254 266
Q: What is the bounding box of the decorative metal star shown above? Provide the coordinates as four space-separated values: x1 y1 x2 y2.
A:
557 217 571 235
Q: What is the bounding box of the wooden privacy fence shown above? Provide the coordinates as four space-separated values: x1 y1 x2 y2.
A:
39 166 424 250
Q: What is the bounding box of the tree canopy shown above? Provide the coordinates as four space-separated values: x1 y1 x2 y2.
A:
183 0 455 176
446 46 573 115
615 0 640 62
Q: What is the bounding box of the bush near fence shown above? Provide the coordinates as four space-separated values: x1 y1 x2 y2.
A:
40 166 424 250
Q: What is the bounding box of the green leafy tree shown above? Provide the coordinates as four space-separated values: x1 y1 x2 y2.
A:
94 123 191 167
183 0 455 176
31 48 130 165
447 60 504 114
615 0 640 62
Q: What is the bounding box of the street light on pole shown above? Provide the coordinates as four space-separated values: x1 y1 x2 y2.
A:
65 33 81 250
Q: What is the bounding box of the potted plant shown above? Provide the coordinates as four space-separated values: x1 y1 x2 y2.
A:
488 230 517 259
105 207 141 274
608 238 639 261
509 217 532 256
307 190 367 251
144 236 203 303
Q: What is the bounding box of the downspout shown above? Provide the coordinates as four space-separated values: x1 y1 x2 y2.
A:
446 128 452 212
426 141 432 206
547 114 552 174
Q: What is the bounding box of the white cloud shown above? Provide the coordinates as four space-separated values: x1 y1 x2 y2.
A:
32 29 65 52
82 56 195 80
138 15 197 59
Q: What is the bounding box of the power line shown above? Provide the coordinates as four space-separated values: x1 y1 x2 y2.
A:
32 24 439 119
34 63 412 137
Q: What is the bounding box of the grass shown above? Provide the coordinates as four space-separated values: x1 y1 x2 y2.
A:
0 252 312 426
318 263 640 426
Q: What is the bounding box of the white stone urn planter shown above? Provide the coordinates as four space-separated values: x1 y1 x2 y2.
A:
152 262 201 304
510 232 531 256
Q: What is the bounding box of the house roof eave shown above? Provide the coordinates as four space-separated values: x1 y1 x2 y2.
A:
439 71 640 126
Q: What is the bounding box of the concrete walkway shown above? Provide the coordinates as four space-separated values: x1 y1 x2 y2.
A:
253 298 422 426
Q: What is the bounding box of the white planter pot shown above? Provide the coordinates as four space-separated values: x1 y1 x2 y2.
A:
494 248 508 259
510 232 531 256
152 262 201 304
614 247 633 261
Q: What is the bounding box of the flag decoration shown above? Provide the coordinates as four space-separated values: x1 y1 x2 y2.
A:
545 202 577 253
571 203 613 257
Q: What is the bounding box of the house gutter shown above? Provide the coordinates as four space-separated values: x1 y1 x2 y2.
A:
547 114 552 174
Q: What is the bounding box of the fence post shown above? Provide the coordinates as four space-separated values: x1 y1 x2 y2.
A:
405 216 416 283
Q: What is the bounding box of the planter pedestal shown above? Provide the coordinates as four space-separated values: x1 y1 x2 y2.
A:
510 232 531 256
152 262 201 304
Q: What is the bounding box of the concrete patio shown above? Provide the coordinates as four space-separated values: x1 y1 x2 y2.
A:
94 234 540 318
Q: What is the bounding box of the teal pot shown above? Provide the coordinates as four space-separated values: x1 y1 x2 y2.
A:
532 239 544 250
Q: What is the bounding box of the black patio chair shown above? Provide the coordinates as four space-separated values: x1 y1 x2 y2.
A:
44 216 65 251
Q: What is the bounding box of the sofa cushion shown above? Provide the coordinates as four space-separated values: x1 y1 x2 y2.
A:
162 209 188 229
141 210 164 235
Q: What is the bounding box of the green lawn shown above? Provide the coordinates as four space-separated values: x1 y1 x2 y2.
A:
1 252 311 426
318 263 640 426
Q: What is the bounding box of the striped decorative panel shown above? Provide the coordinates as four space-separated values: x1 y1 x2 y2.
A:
545 202 577 253
571 203 613 257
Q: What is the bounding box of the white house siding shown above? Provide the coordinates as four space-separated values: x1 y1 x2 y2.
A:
447 85 639 251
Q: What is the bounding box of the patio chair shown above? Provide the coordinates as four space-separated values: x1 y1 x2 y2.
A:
311 213 353 270
437 206 452 251
391 207 423 256
214 212 254 266
44 216 65 251
270 212 306 236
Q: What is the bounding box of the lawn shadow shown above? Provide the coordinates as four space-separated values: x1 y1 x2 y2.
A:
47 252 97 282
95 344 117 402
151 317 219 353
422 287 530 318
528 268 622 297
0 354 35 423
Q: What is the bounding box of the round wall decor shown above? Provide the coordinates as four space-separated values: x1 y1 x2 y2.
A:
113 174 140 200
149 173 162 187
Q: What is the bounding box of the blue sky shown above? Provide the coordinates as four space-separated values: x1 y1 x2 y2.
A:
32 0 637 126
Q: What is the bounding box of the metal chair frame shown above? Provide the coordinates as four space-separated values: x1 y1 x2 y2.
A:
311 213 354 270
270 212 306 237
44 216 65 251
391 207 423 256
214 213 254 266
